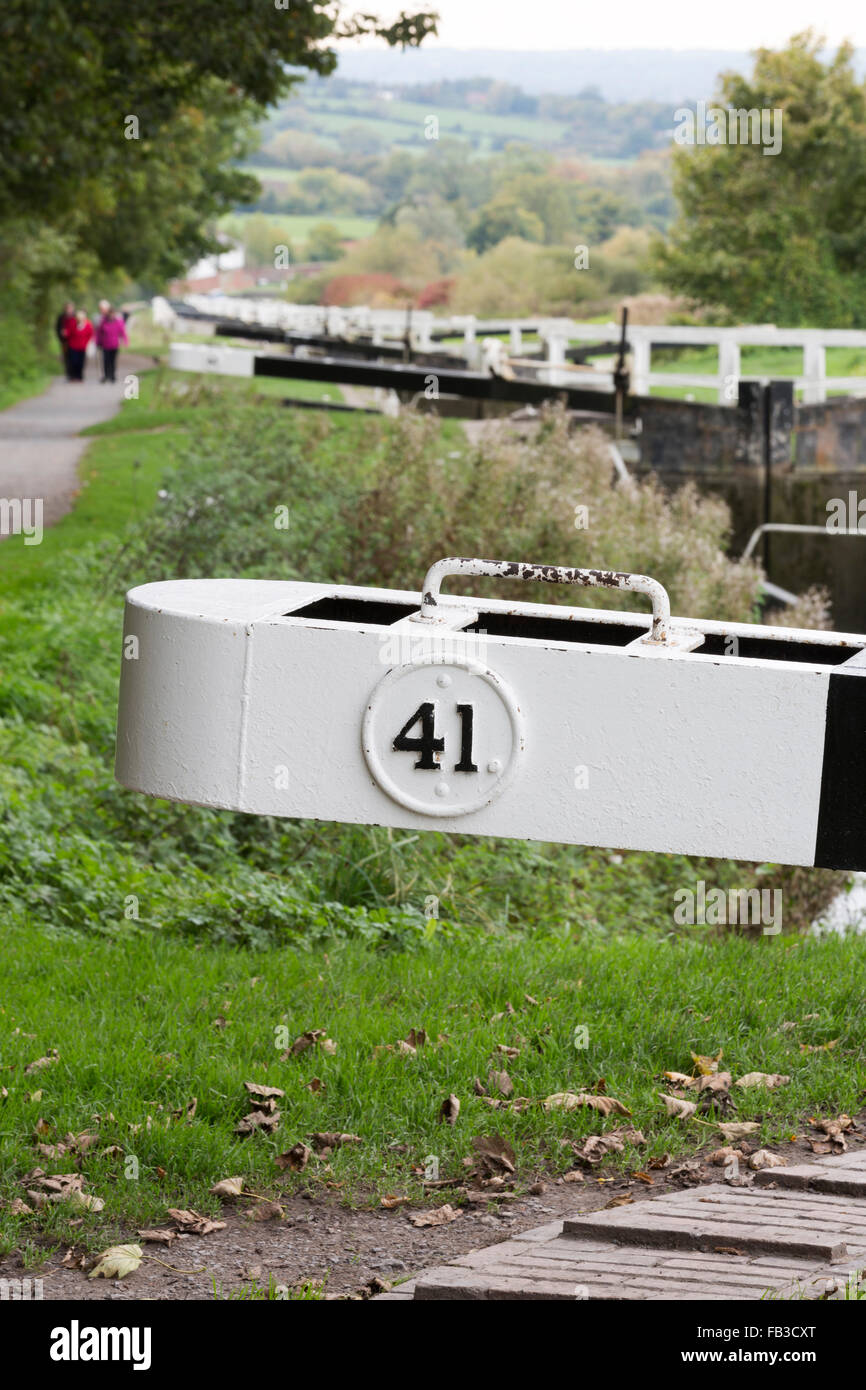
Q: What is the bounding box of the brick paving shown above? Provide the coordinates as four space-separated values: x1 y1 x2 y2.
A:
376 1151 866 1301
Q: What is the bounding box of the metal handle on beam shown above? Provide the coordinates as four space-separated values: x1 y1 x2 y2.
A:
415 556 671 644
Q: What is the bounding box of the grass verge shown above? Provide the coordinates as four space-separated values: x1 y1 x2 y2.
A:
1 925 862 1255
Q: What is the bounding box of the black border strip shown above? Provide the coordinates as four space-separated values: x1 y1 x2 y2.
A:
815 648 866 868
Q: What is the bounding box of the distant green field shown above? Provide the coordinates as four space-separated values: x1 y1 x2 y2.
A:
221 210 377 242
380 96 571 146
269 90 610 158
240 165 303 187
648 345 866 402
293 104 424 149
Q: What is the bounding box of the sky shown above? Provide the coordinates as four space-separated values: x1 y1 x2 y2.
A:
338 0 866 51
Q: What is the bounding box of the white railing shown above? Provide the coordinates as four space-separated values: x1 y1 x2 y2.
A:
158 296 866 403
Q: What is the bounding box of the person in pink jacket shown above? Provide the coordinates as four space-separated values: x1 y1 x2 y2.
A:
96 307 129 383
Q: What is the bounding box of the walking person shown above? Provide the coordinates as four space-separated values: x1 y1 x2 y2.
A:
94 298 110 380
64 309 94 382
55 301 76 379
97 306 128 383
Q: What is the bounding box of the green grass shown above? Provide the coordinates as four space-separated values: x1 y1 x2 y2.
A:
649 344 866 402
0 369 863 1262
220 211 377 243
291 92 588 156
0 924 862 1253
0 303 60 412
0 364 57 413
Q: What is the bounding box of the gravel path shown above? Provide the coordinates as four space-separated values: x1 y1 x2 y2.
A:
0 355 153 532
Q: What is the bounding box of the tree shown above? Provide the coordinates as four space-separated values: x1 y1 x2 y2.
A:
0 0 437 310
305 223 344 262
241 215 296 270
466 196 545 253
656 32 866 325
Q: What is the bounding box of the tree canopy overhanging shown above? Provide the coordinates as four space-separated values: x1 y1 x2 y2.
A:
0 0 438 317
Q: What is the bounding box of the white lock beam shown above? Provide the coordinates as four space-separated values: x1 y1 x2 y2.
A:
115 560 866 871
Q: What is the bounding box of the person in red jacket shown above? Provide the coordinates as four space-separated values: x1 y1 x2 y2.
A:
64 310 94 382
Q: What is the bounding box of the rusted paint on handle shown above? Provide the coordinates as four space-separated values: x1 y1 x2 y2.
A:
416 556 672 644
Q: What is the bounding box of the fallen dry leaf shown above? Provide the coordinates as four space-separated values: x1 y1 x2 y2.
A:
308 1132 361 1153
137 1229 177 1245
694 1072 732 1094
488 1070 513 1098
89 1244 143 1280
209 1176 245 1199
24 1050 60 1075
275 1143 311 1172
669 1159 706 1184
167 1208 225 1236
287 1028 325 1055
749 1149 786 1171
544 1092 631 1117
36 1143 66 1159
409 1204 461 1228
736 1072 791 1090
65 1190 104 1213
707 1146 745 1166
691 1049 723 1075
247 1096 278 1116
8 1198 33 1216
472 1133 516 1178
808 1115 853 1153
234 1110 280 1136
569 1127 645 1166
243 1082 285 1102
659 1093 697 1120
489 1067 514 1100
439 1094 460 1126
717 1121 760 1142
812 1114 854 1135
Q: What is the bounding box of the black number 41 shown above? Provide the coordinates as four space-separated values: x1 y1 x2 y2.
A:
393 702 478 772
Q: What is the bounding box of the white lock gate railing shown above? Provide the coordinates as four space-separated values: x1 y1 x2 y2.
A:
115 557 866 870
